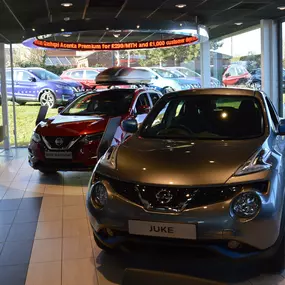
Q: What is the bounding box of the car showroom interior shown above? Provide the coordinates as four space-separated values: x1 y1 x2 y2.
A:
2 0 285 285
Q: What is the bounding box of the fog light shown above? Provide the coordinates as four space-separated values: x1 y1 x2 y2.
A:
91 182 108 208
228 240 241 249
232 191 261 219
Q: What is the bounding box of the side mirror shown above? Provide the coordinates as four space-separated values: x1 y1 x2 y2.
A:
29 77 36 82
137 105 150 114
278 119 285 135
58 106 65 114
224 73 230 78
122 118 138 133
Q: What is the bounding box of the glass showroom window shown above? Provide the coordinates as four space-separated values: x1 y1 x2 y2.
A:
211 27 261 90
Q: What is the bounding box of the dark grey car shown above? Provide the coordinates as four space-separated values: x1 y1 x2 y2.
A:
87 88 285 272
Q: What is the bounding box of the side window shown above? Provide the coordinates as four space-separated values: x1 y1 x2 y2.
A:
16 71 31 81
71 71 84 79
136 93 151 110
265 97 279 129
149 92 160 106
6 71 11 81
85 71 98 80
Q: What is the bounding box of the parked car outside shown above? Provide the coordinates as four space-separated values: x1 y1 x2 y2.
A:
87 87 285 272
28 67 162 173
167 66 221 87
246 68 285 91
135 67 201 94
222 64 251 86
61 67 100 89
3 67 83 108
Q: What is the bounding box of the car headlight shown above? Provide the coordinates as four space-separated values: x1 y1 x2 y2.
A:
231 191 261 219
81 132 103 144
32 132 41 143
90 182 108 208
56 84 72 91
234 148 271 176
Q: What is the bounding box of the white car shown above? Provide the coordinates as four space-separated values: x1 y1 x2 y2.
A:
135 67 201 94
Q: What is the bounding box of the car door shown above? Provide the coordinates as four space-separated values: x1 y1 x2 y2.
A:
5 70 12 99
223 66 238 86
15 70 37 101
70 70 84 85
85 70 98 88
148 91 161 107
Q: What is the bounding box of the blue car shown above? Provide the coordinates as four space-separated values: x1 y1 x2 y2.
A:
3 67 83 108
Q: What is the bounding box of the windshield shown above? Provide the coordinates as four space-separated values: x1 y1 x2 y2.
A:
178 68 200 78
140 95 264 140
29 69 60 80
152 68 181 79
62 90 135 116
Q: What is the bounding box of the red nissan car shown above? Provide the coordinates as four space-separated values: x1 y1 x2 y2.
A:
222 64 251 86
28 68 162 173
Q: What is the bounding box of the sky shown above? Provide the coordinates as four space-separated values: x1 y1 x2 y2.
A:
215 23 285 57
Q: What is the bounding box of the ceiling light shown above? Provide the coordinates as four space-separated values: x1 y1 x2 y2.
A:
106 27 109 30
62 34 71 37
113 33 120 38
32 28 35 31
175 4 186 8
179 23 183 27
137 25 140 29
61 2 73 7
277 6 285 10
64 17 70 21
61 28 65 32
235 22 243 26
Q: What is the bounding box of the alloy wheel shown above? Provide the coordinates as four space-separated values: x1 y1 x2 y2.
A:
40 90 56 108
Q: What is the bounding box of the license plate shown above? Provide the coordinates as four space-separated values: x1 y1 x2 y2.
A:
128 220 196 240
45 151 72 160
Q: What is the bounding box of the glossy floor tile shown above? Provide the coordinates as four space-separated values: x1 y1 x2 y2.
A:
0 148 285 285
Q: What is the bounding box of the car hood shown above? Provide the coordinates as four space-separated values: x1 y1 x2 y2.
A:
172 77 200 84
36 114 108 136
48 80 81 87
115 136 266 186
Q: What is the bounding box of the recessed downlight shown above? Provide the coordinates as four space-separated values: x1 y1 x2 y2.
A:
175 4 186 8
64 17 70 21
277 6 285 10
235 22 243 26
62 34 71 37
106 27 109 30
137 25 140 29
61 28 65 32
113 33 120 38
32 28 36 31
61 2 73 7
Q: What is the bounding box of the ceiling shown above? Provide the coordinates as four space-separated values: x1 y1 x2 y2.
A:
0 0 285 44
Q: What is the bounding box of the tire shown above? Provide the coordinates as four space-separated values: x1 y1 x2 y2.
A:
17 102 26 106
162 87 175 94
93 233 116 253
39 169 57 175
39 90 57 108
267 234 285 273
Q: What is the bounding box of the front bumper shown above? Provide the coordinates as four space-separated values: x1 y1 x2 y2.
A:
86 175 283 259
28 139 100 171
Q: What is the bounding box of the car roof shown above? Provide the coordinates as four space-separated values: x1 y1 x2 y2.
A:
63 67 100 72
163 88 264 99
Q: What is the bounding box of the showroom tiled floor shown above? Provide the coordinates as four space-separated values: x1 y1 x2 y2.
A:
0 148 285 285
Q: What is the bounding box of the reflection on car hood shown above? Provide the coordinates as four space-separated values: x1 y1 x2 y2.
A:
36 114 108 136
115 136 265 186
48 80 81 87
172 78 201 85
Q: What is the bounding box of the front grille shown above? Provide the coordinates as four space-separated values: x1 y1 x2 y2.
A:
105 177 244 212
43 136 78 150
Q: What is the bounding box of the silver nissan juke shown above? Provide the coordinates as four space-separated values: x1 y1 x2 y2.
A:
86 88 285 272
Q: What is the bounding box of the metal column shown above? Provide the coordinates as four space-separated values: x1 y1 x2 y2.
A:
200 41 211 88
10 44 17 147
0 43 10 150
261 20 279 109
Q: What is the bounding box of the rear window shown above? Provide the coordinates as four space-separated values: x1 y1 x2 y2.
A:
62 90 135 116
140 95 264 140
